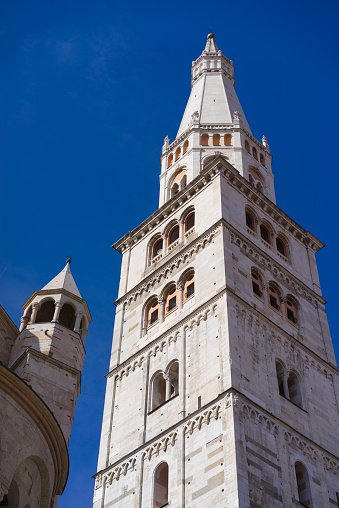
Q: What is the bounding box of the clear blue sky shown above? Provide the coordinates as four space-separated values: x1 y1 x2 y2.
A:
1 0 338 506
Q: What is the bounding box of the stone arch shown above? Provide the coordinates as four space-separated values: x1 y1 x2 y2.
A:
35 299 55 324
153 461 169 507
285 294 300 327
58 302 76 330
148 234 164 265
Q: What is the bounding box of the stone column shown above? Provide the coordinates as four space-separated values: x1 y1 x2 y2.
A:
74 312 83 333
177 281 184 310
29 302 40 324
52 302 63 323
179 221 184 242
262 283 269 307
158 295 165 323
19 315 30 332
164 373 172 401
280 296 287 318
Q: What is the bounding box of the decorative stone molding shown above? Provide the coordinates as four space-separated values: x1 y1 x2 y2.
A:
323 455 339 474
226 223 323 307
95 457 137 489
111 297 220 382
119 223 221 308
184 403 221 435
233 303 335 381
143 431 178 461
242 404 279 434
224 391 238 409
284 431 317 460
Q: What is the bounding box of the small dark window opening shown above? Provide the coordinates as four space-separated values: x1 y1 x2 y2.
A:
276 238 286 257
167 296 177 312
153 239 163 258
246 212 254 231
270 294 280 310
186 282 195 298
260 225 270 243
36 300 55 323
169 225 179 245
59 303 76 330
252 273 262 297
186 213 195 231
198 396 201 409
151 309 159 324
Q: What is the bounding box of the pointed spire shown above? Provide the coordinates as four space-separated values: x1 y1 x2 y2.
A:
204 33 219 54
42 261 82 298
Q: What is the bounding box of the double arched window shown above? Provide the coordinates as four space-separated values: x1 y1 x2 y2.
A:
166 139 189 168
150 361 179 412
244 139 266 167
248 167 265 195
251 270 263 299
275 360 304 408
245 210 290 262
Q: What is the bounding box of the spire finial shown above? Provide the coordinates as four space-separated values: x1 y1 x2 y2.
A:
207 32 215 40
66 256 72 265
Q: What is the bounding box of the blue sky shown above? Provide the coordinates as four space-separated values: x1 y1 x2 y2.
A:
1 0 338 506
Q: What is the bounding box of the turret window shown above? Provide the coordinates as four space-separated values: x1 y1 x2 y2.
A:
201 134 209 146
183 140 189 153
175 147 181 161
245 140 250 152
59 303 76 330
167 154 173 168
213 134 221 146
245 211 255 231
36 300 55 323
276 237 287 258
252 146 258 160
260 153 265 167
152 239 163 260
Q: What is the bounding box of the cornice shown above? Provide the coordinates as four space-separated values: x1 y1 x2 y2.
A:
93 389 339 488
0 362 69 495
113 156 323 256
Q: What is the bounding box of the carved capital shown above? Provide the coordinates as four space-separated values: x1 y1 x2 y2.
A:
158 295 164 304
176 281 184 291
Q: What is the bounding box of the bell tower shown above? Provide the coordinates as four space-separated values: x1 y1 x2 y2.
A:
8 259 91 443
94 34 339 508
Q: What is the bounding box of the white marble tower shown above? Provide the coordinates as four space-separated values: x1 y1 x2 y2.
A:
94 34 339 507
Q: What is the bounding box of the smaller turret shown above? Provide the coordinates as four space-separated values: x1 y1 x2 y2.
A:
8 260 91 442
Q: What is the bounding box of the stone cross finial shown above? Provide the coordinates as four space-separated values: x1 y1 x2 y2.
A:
262 135 270 152
162 136 170 154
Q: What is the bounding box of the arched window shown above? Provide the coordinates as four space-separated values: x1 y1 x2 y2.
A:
168 224 179 245
249 174 255 186
245 140 251 153
185 211 195 232
276 237 287 258
175 147 181 161
245 210 255 231
167 361 179 398
248 168 265 195
260 153 265 167
183 271 195 300
36 300 55 323
251 270 263 299
180 174 187 190
268 285 280 311
151 372 166 410
153 462 169 508
213 134 221 146
201 134 209 146
224 134 232 146
164 284 177 315
183 140 189 154
252 147 258 160
152 238 163 260
288 372 302 407
145 298 160 328
256 182 264 194
286 298 298 325
295 462 312 506
59 303 76 330
260 224 271 244
167 154 173 168
275 361 286 397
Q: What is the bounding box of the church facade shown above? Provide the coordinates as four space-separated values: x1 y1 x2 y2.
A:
0 261 91 507
94 34 339 507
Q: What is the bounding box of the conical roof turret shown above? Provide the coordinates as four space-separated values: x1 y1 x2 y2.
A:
176 33 251 137
42 259 82 298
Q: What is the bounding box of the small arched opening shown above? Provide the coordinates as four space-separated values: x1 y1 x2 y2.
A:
275 360 286 397
36 300 55 324
167 154 173 168
151 372 166 411
185 211 195 232
59 304 76 330
286 298 298 325
252 146 258 160
201 134 209 146
171 182 179 197
268 284 280 312
167 224 179 246
295 461 312 506
224 134 232 146
245 210 256 232
260 224 271 244
288 372 302 407
183 140 189 154
153 462 169 508
175 147 181 161
164 284 177 315
245 140 251 153
145 298 160 329
213 134 221 146
167 361 179 398
260 153 265 167
183 270 195 300
151 238 163 261
251 270 263 299
276 236 288 258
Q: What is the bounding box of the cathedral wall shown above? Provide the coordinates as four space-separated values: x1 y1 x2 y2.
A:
0 307 18 367
0 388 55 506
